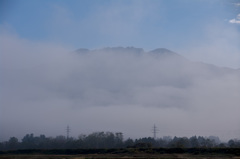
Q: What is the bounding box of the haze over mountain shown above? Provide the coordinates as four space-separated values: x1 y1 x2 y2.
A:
1 43 239 141
1 0 240 142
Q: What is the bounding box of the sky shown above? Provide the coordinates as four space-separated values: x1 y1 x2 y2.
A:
1 0 240 68
0 0 240 142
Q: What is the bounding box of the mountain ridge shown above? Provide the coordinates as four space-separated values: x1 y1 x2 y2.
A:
75 47 239 71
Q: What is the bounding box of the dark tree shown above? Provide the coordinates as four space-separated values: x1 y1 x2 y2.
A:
7 137 19 150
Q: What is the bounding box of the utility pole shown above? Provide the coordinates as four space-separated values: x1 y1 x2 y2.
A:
66 125 70 139
116 132 123 141
152 124 158 139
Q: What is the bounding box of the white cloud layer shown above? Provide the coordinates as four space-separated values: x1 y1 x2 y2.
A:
1 31 240 141
229 10 240 24
233 3 240 6
229 18 240 24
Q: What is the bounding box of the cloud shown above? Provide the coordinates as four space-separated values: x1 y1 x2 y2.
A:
229 18 240 24
229 2 240 24
1 28 240 141
233 3 240 6
229 14 240 24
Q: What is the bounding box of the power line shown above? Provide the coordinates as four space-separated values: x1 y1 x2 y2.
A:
66 125 70 139
152 124 159 139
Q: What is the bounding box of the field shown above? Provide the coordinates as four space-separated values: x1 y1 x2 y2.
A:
0 154 240 159
1 148 240 159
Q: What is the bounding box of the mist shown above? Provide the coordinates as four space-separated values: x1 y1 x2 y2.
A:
1 32 240 142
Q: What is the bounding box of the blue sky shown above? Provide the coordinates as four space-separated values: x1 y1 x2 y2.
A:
1 0 239 52
1 0 240 68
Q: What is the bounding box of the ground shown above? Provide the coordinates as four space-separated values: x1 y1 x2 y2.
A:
0 154 240 159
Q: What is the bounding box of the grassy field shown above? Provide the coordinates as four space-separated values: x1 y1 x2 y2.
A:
0 153 240 159
1 148 240 159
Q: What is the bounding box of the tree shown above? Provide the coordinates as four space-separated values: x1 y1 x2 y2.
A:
7 137 19 150
170 137 189 148
22 133 35 149
189 136 199 148
124 138 134 147
228 139 236 148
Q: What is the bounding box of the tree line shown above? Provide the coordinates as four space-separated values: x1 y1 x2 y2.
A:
1 132 240 150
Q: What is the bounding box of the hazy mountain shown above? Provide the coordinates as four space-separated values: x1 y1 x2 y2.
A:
1 46 239 141
73 47 239 108
149 48 185 59
75 47 239 78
